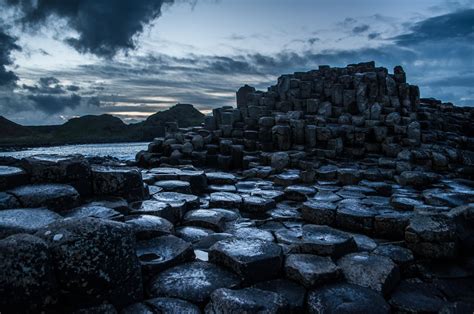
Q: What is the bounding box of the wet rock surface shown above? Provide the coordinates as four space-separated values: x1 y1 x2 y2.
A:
2 62 474 312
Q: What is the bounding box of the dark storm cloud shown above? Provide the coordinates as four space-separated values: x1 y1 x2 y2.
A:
392 8 474 45
27 93 81 113
352 24 370 34
22 76 66 94
368 32 380 40
0 27 21 85
6 0 174 57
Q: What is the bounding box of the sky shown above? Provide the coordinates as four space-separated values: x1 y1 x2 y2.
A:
0 0 473 125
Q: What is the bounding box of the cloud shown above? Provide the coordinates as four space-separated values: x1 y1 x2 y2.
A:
392 8 474 45
22 76 66 94
0 27 21 86
352 24 370 34
27 93 82 114
6 0 175 57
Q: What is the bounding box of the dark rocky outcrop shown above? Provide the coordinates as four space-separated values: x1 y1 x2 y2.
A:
1 62 474 312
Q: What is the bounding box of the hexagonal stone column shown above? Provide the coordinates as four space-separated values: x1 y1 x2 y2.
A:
337 252 400 295
148 261 240 304
206 288 288 313
285 254 341 288
0 165 28 191
209 237 283 284
307 283 390 314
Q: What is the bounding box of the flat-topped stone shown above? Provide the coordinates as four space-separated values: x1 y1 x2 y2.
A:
125 215 174 240
148 261 240 304
253 279 306 313
206 288 288 313
183 209 226 232
209 192 242 208
63 205 123 221
8 183 80 211
175 226 215 243
302 200 337 225
0 191 20 210
205 172 237 185
285 254 340 288
122 297 200 314
241 195 276 213
284 185 316 201
152 192 199 211
154 180 191 194
388 281 448 313
91 165 145 201
337 252 400 295
0 165 28 190
136 235 195 277
209 237 283 283
295 225 357 257
231 227 274 242
336 201 378 234
129 200 176 222
307 283 390 314
0 208 61 238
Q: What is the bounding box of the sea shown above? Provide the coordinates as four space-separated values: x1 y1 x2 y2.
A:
0 142 149 161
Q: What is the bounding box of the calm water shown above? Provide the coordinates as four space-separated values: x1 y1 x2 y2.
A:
0 142 149 161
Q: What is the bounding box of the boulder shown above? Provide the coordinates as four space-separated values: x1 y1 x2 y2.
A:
129 200 176 223
301 200 337 225
35 217 143 307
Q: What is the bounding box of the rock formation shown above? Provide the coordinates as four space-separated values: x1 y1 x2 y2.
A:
1 62 474 313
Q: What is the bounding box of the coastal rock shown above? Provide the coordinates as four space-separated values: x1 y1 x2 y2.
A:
0 191 20 209
0 165 28 191
0 208 61 238
209 192 242 208
337 252 400 295
20 154 91 195
293 225 357 257
0 234 56 312
271 152 290 171
285 254 340 288
252 279 306 313
91 165 145 201
125 215 174 239
35 217 143 308
63 205 124 221
136 235 195 277
154 180 191 194
307 283 390 314
183 209 226 232
122 297 200 314
209 237 283 283
8 183 80 211
147 261 240 304
205 288 288 313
